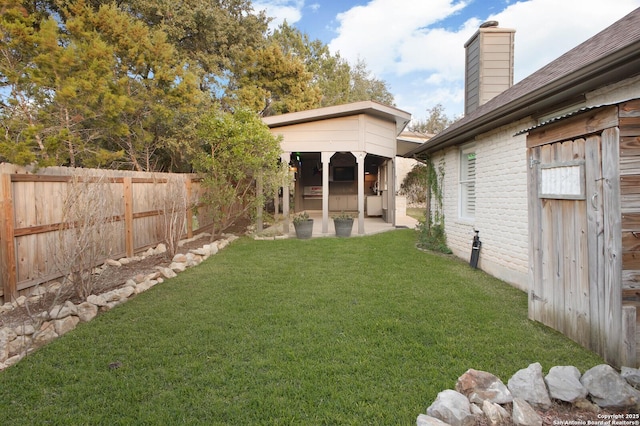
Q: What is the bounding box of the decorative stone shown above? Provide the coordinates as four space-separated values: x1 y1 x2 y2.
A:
455 368 512 404
13 296 27 307
87 294 107 307
119 257 131 265
33 322 58 347
158 267 177 279
145 272 161 281
8 335 31 357
4 354 23 367
207 244 219 255
482 400 510 426
53 316 79 336
135 280 157 294
621 366 640 390
469 403 482 416
76 302 98 322
426 389 475 426
0 328 12 363
155 243 167 254
190 247 208 256
416 414 451 426
172 254 188 263
105 259 122 267
544 366 588 403
47 282 63 294
124 279 137 289
512 398 542 426
507 363 552 410
0 303 14 314
103 286 134 303
29 286 48 297
581 364 640 410
13 324 36 336
134 274 146 283
49 303 74 320
169 262 187 272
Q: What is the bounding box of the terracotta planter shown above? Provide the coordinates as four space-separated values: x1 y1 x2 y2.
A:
333 218 354 237
294 219 314 239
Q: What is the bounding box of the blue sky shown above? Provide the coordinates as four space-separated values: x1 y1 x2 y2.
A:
252 0 640 123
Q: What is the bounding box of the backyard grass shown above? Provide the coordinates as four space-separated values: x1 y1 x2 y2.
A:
406 207 426 221
0 230 602 425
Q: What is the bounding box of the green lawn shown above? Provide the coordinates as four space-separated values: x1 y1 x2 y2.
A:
0 230 602 425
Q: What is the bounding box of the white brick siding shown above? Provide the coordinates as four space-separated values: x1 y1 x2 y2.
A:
430 119 534 291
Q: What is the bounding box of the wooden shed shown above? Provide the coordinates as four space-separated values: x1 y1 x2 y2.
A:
526 99 640 368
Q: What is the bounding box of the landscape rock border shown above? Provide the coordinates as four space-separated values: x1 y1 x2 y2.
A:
419 362 640 426
0 233 238 370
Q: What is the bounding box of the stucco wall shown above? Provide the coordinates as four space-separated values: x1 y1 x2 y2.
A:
432 120 533 291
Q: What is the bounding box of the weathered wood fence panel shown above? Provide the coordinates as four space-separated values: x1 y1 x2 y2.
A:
0 164 214 303
527 100 640 367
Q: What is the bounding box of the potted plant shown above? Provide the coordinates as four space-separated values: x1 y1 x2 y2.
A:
293 211 314 239
333 211 354 237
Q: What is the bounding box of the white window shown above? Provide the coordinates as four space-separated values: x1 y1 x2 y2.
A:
460 145 476 220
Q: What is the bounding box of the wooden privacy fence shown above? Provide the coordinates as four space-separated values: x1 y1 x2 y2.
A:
0 163 214 303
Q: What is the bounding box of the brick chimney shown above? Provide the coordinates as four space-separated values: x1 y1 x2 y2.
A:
464 21 515 115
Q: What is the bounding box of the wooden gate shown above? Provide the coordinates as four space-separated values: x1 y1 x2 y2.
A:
528 127 626 366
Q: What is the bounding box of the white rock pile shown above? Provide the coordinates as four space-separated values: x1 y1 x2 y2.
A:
418 363 640 426
0 233 238 371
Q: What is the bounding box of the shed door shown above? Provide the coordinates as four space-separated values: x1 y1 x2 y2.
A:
527 136 603 350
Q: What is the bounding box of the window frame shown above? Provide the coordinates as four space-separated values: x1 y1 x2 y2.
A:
459 144 476 221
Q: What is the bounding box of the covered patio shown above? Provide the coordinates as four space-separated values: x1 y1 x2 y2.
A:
263 101 412 236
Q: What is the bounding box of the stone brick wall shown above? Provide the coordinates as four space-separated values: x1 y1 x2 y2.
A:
430 119 534 291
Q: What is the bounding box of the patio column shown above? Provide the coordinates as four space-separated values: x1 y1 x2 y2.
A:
321 151 334 234
391 156 397 226
281 152 291 234
355 151 365 235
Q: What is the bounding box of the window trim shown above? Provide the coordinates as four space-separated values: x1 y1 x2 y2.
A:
459 144 476 221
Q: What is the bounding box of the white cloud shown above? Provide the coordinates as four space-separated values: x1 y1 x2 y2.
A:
326 0 640 117
329 0 470 75
258 0 640 118
252 0 305 29
487 0 640 82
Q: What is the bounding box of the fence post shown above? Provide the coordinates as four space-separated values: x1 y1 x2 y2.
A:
123 177 134 257
185 177 193 239
0 173 17 302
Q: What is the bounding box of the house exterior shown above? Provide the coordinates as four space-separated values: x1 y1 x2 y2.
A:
405 9 640 367
263 101 412 235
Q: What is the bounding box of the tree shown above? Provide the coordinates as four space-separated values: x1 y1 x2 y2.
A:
348 59 395 105
193 108 282 237
270 21 351 107
0 0 204 170
226 42 322 116
408 104 457 134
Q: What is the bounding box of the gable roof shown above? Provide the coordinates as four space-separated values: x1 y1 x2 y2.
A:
407 7 640 157
262 100 411 136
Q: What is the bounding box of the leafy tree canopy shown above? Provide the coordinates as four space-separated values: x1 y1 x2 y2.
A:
408 103 458 135
193 108 283 236
0 0 397 171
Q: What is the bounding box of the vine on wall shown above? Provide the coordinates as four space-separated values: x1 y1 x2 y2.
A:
416 156 451 254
